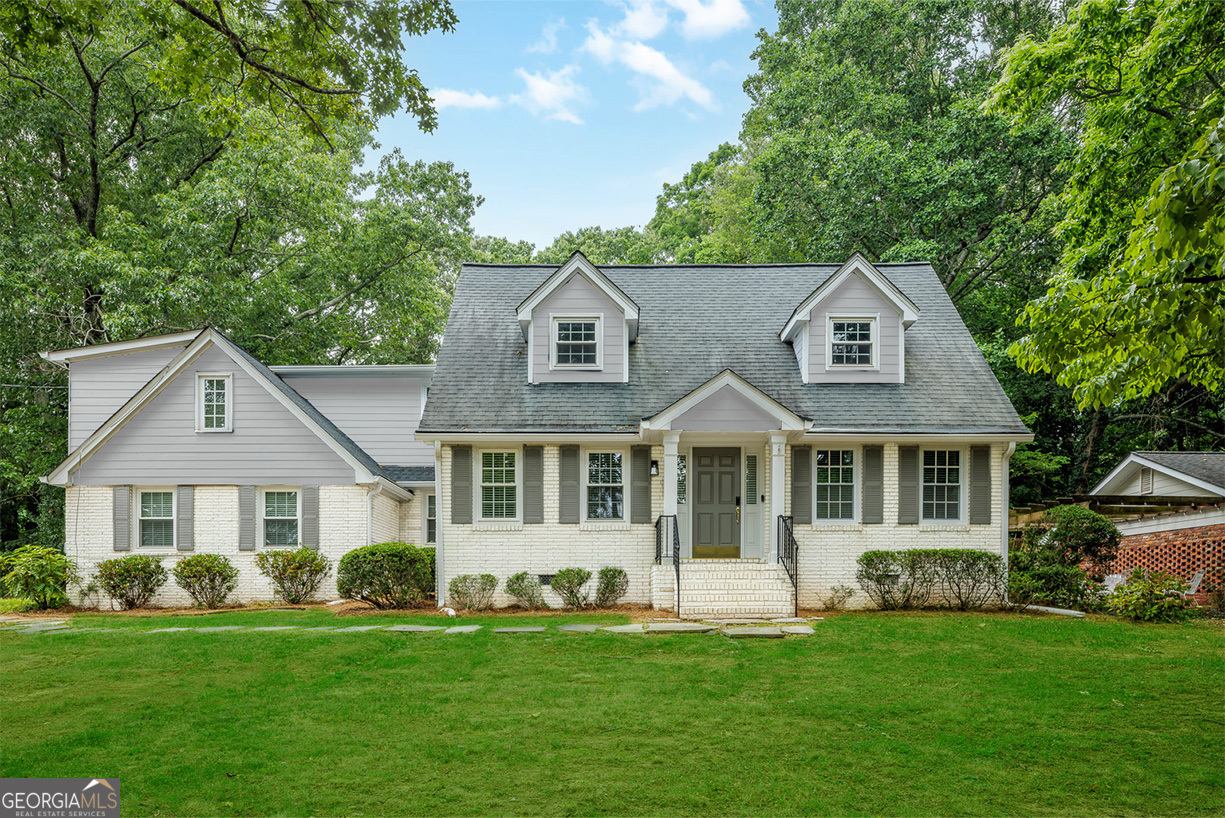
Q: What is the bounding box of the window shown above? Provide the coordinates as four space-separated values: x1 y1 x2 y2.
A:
922 450 961 521
677 454 687 504
263 489 299 546
586 451 624 520
552 317 601 368
815 450 855 520
829 319 874 367
197 373 232 431
425 493 437 543
480 451 517 519
138 490 175 548
745 455 758 504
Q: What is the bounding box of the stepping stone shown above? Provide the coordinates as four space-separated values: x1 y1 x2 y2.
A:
46 628 108 635
444 626 482 634
723 627 784 639
302 626 338 631
600 624 644 633
771 617 808 624
386 625 446 632
706 618 766 625
195 626 247 632
493 627 547 633
249 626 300 632
335 625 385 632
147 627 193 633
18 625 69 634
556 623 599 632
646 622 716 633
781 625 815 635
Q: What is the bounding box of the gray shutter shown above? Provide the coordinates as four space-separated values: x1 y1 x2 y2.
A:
239 485 257 550
559 444 580 524
301 486 320 548
792 446 812 525
522 446 544 524
451 445 472 525
631 445 652 524
969 445 992 525
176 486 194 551
112 486 131 551
898 446 919 525
861 445 884 525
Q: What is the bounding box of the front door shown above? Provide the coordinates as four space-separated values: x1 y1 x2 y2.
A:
692 447 740 558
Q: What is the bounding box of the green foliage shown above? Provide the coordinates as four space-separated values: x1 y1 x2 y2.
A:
594 567 629 608
447 573 497 611
551 567 592 609
504 571 546 610
854 551 935 610
254 547 332 605
0 597 36 613
1008 525 1106 612
171 553 238 609
820 584 856 611
337 543 431 609
0 545 78 609
94 555 168 610
857 549 1004 610
535 226 661 265
1105 568 1192 623
1039 505 1122 569
928 549 1005 611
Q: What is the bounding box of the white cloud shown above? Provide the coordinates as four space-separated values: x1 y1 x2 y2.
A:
526 18 565 54
616 0 669 39
665 0 749 39
583 22 717 112
510 66 587 124
432 88 502 110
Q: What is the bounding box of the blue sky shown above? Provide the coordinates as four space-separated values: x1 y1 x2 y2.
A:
374 0 778 247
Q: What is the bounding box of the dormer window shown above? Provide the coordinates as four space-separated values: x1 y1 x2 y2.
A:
552 317 601 369
828 318 875 368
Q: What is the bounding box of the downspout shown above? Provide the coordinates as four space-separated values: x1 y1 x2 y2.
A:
434 440 444 606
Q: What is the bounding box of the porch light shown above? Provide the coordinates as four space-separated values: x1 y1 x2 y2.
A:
650 460 659 476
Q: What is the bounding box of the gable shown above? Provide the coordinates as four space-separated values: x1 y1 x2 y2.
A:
671 384 788 431
807 272 903 384
1092 454 1225 497
530 272 626 384
67 345 186 449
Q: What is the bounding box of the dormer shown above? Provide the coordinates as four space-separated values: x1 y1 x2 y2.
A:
779 253 919 385
516 252 638 384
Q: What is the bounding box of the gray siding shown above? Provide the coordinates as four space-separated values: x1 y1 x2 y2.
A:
1118 469 1212 497
808 273 903 384
280 374 432 466
69 346 186 449
73 345 356 485
531 273 625 383
672 385 782 431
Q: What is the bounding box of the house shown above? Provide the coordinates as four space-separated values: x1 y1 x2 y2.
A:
45 252 1032 615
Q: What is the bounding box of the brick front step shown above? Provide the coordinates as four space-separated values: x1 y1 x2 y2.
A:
651 559 796 618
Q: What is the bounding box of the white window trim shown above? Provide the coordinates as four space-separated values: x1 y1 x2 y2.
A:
195 372 233 432
422 491 437 544
475 448 522 523
825 315 880 371
812 446 860 524
581 446 630 524
260 486 301 548
920 447 966 525
134 487 176 550
549 315 604 371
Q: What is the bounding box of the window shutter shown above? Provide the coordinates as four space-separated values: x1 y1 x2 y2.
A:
745 455 758 504
301 486 320 548
522 446 544 524
559 445 580 524
631 445 652 523
861 445 884 524
239 485 257 550
969 445 992 525
451 445 472 525
792 446 812 525
897 446 919 525
112 486 131 551
176 486 194 551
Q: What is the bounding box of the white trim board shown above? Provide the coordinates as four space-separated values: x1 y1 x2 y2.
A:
642 369 808 433
40 330 201 365
1090 452 1225 497
516 252 639 342
780 252 920 343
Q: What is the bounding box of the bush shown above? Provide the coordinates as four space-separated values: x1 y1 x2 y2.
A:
1105 568 1192 623
821 584 856 611
1038 505 1121 570
1008 526 1106 611
929 549 1005 611
337 543 431 609
0 598 37 614
0 545 79 609
418 546 436 594
855 551 935 610
255 547 332 604
172 553 239 608
552 567 592 609
94 555 168 610
448 574 498 610
595 567 630 607
505 571 546 609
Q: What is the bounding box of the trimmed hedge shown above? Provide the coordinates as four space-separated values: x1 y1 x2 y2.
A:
94 555 168 610
172 553 238 608
552 567 592 609
337 543 432 609
255 547 332 604
856 549 1004 610
505 571 546 609
595 567 629 607
449 574 498 610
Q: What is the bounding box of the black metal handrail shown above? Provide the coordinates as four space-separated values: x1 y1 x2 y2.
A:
778 514 798 618
656 514 681 616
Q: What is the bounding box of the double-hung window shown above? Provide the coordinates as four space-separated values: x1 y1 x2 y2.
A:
552 317 601 369
815 450 855 520
586 451 624 520
922 450 961 521
263 489 300 546
197 373 232 431
425 494 437 543
138 489 175 548
480 451 517 519
829 318 874 367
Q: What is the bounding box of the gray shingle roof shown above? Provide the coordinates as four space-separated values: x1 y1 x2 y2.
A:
382 465 436 483
1136 451 1225 491
420 262 1029 435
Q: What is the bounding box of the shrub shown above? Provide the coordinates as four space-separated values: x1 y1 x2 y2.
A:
419 546 436 594
337 543 431 609
0 598 37 614
255 547 332 604
172 554 239 608
821 584 856 611
505 571 546 609
1105 568 1192 623
929 549 1005 610
1008 526 1105 611
1038 505 1121 571
855 551 935 610
0 545 79 609
595 567 630 607
448 574 498 610
552 567 592 609
94 555 168 610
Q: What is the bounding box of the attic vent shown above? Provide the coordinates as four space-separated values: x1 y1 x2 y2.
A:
745 455 758 504
1140 467 1153 495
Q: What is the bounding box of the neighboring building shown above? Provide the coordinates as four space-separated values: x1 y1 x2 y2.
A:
45 252 1033 615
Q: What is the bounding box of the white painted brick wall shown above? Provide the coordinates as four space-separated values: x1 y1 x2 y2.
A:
398 493 427 544
370 492 400 544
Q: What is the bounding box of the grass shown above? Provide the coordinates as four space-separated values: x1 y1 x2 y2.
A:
2 609 1222 817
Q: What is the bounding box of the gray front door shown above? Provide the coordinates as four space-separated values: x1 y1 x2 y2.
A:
692 447 740 558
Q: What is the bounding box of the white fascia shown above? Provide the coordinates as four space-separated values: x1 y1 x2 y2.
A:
40 330 202 366
1090 453 1225 497
515 252 639 342
780 252 920 342
641 369 809 433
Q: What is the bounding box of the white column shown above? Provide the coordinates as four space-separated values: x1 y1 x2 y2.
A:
769 433 787 562
662 432 680 558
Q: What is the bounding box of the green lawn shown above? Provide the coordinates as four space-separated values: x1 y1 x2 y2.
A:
2 610 1222 816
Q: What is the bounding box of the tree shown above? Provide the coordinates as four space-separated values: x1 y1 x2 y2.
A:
992 0 1225 408
648 142 737 263
535 226 661 265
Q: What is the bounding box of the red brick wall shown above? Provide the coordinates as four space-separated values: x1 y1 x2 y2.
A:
1105 523 1225 605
